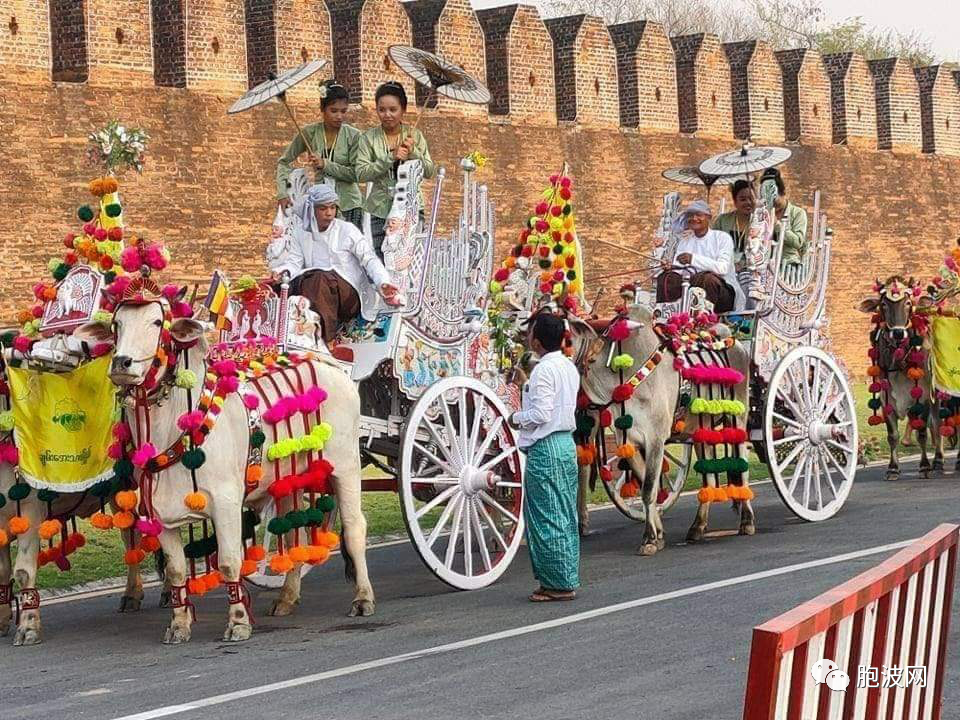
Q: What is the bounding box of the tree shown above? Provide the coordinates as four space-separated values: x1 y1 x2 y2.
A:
814 18 936 66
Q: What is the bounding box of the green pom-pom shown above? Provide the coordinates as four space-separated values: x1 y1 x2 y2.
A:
317 495 336 513
680 393 691 407
611 354 635 371
267 517 292 535
940 408 951 419
113 458 134 479
910 403 926 417
8 482 30 501
37 489 60 503
566 270 577 280
614 415 633 430
575 415 595 435
175 370 198 389
103 271 117 284
77 205 95 222
305 508 325 525
552 244 563 255
53 263 69 282
562 204 572 216
242 508 259 538
617 458 630 471
726 457 750 474
182 448 206 470
105 203 122 218
538 258 552 270
286 510 307 528
0 412 14 432
250 430 266 448
93 310 113 326
0 331 16 348
867 397 883 411
91 479 114 498
0 494 5 509
910 335 923 347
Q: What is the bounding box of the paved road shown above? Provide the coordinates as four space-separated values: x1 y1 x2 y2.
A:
2 459 958 720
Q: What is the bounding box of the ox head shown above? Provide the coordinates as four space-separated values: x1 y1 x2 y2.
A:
859 276 923 344
75 300 205 387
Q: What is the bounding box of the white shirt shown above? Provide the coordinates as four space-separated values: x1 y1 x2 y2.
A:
270 217 391 322
672 228 746 311
512 351 580 449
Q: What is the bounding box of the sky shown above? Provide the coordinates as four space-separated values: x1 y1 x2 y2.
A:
470 0 959 63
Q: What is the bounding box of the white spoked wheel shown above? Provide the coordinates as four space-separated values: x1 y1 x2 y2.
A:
764 347 858 522
400 376 525 590
600 441 692 521
244 497 323 589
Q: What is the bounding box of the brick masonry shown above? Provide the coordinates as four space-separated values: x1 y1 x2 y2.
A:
244 0 279 89
2 0 960 376
868 57 922 153
609 21 678 133
724 40 784 142
49 0 88 83
545 15 618 127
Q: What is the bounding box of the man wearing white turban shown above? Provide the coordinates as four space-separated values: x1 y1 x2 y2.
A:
270 184 401 342
655 200 744 313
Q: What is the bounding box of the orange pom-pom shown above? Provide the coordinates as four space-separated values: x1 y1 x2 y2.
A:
140 536 161 553
713 486 729 503
39 519 62 540
269 554 295 574
203 571 221 591
112 511 135 529
240 559 258 576
124 548 146 566
866 365 882 377
245 544 266 561
318 531 340 549
616 443 636 459
673 420 686 433
576 445 596 466
620 480 639 498
697 487 712 504
184 491 207 512
114 490 137 511
90 511 113 530
307 544 331 565
661 458 671 474
907 367 925 381
739 486 755 501
8 516 30 535
289 545 310 563
245 465 263 489
187 577 207 596
0 529 8 547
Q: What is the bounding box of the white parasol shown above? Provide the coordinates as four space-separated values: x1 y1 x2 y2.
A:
662 166 746 188
227 59 328 155
387 45 491 106
697 144 792 177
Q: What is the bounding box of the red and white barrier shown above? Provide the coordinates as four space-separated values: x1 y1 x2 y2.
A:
743 523 958 720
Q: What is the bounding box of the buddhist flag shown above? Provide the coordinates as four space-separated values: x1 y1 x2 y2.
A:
204 271 234 331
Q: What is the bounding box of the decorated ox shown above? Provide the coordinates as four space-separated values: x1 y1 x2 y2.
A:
566 304 754 554
859 276 941 480
76 292 374 644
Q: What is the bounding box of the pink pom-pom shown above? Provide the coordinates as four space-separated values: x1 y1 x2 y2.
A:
90 342 112 358
107 442 124 460
946 257 957 271
535 220 549 233
107 276 132 298
120 247 142 273
135 517 164 536
867 347 878 360
32 283 45 300
177 411 205 431
131 443 157 467
143 245 167 270
0 443 19 465
243 393 260 409
869 382 882 394
908 351 925 364
82 222 96 236
113 422 132 441
673 357 685 371
549 174 559 184
93 228 108 241
910 387 924 400
161 284 180 300
171 301 193 319
892 347 906 360
216 375 239 394
884 404 895 416
608 320 631 342
212 360 237 376
560 177 572 188
535 201 549 215
13 335 32 354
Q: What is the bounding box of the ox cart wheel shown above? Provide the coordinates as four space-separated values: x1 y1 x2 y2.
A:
600 442 692 521
762 347 858 521
400 376 525 590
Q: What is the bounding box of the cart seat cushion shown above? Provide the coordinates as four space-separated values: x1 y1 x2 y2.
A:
330 346 354 363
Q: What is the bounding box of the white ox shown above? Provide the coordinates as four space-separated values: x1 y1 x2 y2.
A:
76 299 374 644
567 305 756 552
0 467 154 645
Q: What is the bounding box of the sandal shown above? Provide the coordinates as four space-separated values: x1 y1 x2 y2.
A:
529 589 576 602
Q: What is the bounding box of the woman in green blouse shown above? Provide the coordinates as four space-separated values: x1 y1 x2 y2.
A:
276 81 363 229
356 81 436 256
761 168 808 272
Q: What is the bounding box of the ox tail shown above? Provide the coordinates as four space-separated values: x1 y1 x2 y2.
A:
153 549 166 581
341 529 357 584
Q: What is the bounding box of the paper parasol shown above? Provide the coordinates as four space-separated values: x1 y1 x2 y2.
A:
387 45 491 105
697 144 791 177
661 166 746 188
227 59 328 114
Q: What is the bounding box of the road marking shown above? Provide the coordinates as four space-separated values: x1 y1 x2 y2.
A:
111 537 913 720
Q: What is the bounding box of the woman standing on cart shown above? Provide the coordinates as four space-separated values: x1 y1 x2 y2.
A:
276 80 364 230
356 81 436 256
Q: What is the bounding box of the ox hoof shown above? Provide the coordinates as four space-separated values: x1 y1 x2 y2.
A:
13 626 41 646
656 537 666 550
686 528 705 544
162 624 192 645
268 600 295 617
578 526 594 538
118 595 142 613
885 470 900 482
348 599 375 617
636 542 659 557
223 622 252 643
158 590 172 609
932 461 945 475
739 524 756 536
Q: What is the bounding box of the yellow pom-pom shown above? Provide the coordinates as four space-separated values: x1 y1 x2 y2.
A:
184 492 207 512
39 519 62 540
114 490 137 511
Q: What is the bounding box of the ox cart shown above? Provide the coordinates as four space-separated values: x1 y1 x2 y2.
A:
592 151 858 525
222 157 526 591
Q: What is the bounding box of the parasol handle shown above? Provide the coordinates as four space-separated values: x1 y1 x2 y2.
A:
279 95 317 158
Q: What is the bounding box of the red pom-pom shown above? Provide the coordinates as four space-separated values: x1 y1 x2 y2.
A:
535 220 549 233
539 282 553 294
494 268 510 282
267 476 293 500
521 245 534 258
608 320 631 342
910 418 926 430
108 227 123 241
64 233 76 248
576 391 590 410
599 409 613 428
535 201 549 215
550 205 562 216
611 384 634 403
64 251 78 266
31 305 43 318
560 187 572 200
940 425 955 437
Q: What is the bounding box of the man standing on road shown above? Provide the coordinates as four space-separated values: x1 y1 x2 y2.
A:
509 313 581 602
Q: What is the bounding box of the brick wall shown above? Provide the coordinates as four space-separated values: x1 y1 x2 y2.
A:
609 21 678 133
275 0 333 106
672 33 732 138
0 0 52 83
868 58 922 153
915 66 960 157
185 0 247 93
545 15 583 123
358 0 414 106
724 40 783 141
776 48 831 145
505 5 555 124
476 5 514 116
243 0 278 89
571 16 617 127
823 52 876 149
152 0 187 89
50 0 88 83
85 0 154 87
